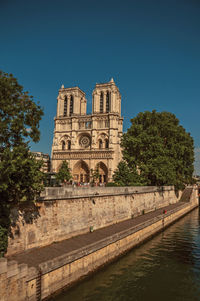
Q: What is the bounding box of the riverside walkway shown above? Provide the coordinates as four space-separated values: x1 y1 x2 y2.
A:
7 202 186 268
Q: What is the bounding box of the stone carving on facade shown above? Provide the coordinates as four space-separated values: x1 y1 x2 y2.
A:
79 135 91 148
57 120 67 125
53 137 58 146
59 135 70 143
52 150 113 160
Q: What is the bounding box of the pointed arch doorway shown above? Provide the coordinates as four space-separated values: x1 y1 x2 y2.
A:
73 160 90 183
97 162 108 183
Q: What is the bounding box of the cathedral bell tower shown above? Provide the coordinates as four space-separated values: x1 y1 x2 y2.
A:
92 78 121 115
56 86 87 117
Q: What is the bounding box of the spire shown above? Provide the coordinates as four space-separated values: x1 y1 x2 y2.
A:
110 78 114 83
61 84 64 89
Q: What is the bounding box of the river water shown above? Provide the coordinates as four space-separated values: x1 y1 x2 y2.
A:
51 208 200 301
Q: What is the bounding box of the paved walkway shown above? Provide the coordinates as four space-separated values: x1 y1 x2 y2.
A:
7 202 184 268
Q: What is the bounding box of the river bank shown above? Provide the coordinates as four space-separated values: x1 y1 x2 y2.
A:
0 187 198 301
53 207 200 301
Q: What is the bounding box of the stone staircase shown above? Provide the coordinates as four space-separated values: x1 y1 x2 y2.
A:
179 187 193 202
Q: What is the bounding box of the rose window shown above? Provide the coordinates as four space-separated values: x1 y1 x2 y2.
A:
79 135 91 148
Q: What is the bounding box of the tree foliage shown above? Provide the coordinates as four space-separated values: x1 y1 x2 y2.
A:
0 71 43 151
0 147 44 203
0 71 44 255
90 164 100 184
120 110 194 190
0 71 44 202
56 161 72 184
112 161 143 186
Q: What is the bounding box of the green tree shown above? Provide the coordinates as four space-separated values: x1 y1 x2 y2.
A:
112 161 143 186
90 164 100 184
0 71 44 255
121 110 194 190
0 147 44 203
0 71 43 151
56 161 72 184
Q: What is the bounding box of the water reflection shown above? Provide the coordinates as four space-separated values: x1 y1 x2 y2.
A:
50 208 200 301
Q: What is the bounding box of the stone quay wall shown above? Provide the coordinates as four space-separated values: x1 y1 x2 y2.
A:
1 187 198 301
7 186 179 256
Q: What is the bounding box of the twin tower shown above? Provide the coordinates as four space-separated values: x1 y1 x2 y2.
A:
51 78 123 183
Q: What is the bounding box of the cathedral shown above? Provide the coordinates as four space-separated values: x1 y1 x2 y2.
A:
51 78 123 183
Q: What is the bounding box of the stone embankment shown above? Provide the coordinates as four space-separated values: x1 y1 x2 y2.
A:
7 186 181 256
0 186 198 301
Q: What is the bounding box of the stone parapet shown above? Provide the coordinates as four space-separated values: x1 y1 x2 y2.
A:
40 185 174 200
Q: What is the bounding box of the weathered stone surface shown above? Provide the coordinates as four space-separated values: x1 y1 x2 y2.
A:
7 261 18 278
0 258 7 274
28 231 36 245
7 186 180 256
18 264 28 279
1 187 198 301
0 260 30 301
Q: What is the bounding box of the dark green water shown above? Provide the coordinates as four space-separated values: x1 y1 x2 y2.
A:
51 208 200 301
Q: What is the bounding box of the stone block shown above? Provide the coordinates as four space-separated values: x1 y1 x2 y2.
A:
27 267 38 281
7 260 18 278
18 263 28 279
27 278 37 300
0 258 7 274
28 230 36 245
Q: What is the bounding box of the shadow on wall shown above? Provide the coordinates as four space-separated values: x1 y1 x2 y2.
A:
10 202 40 238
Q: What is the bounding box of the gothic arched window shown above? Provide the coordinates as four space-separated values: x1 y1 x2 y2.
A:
64 96 68 116
70 95 74 115
99 139 103 149
100 92 103 113
62 141 65 150
105 139 109 149
68 140 71 150
106 91 110 113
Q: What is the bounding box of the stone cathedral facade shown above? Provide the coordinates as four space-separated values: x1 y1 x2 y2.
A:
51 78 123 183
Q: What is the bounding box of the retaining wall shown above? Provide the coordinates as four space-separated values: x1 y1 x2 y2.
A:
1 187 198 301
7 186 179 256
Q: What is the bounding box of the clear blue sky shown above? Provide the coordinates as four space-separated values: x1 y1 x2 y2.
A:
1 0 200 157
